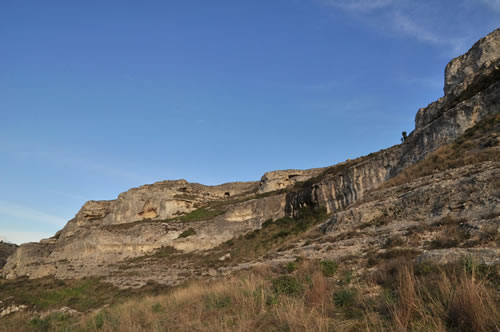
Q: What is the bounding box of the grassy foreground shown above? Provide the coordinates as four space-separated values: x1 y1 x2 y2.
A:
2 257 498 332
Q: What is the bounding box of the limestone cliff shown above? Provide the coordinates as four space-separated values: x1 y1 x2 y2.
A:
2 180 288 279
444 28 500 96
2 28 499 282
285 28 500 217
0 242 17 269
258 168 326 194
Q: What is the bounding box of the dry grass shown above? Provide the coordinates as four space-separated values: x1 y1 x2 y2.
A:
2 258 498 332
388 263 499 332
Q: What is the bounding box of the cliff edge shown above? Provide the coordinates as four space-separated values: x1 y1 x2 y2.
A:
2 29 499 286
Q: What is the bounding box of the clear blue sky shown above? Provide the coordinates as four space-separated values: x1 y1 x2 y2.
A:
1 0 498 244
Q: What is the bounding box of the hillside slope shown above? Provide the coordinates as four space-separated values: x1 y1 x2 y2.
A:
1 29 499 291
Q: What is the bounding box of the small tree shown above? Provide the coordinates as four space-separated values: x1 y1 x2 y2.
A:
401 131 408 142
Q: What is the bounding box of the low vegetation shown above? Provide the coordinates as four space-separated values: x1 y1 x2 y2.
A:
178 228 196 238
2 258 498 332
209 206 328 265
0 278 122 313
2 84 499 332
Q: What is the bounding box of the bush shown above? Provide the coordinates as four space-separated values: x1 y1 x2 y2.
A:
203 293 231 310
271 276 304 296
333 288 356 307
262 219 273 228
272 230 291 239
178 228 196 238
94 311 105 329
152 302 163 313
341 270 353 285
285 262 297 273
29 316 50 332
383 235 405 248
427 227 468 249
320 260 338 277
414 261 439 276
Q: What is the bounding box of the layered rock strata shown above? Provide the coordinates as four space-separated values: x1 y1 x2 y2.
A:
2 28 499 281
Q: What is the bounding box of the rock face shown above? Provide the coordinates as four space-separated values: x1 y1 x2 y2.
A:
0 242 18 269
285 28 500 217
2 28 500 283
285 147 402 217
258 168 326 194
444 28 500 96
0 304 27 318
2 180 287 279
322 161 500 235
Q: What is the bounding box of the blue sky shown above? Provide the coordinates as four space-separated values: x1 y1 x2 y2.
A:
1 0 498 244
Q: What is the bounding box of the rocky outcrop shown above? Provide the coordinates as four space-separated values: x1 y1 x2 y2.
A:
66 180 257 228
0 241 18 269
285 147 402 217
258 168 325 194
2 183 286 279
0 304 27 318
403 79 499 167
57 180 259 239
2 242 56 278
285 28 500 217
321 161 500 234
444 28 500 96
406 29 500 168
2 29 499 282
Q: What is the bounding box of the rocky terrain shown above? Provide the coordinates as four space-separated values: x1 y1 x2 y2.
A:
2 29 499 286
0 29 499 326
0 242 17 269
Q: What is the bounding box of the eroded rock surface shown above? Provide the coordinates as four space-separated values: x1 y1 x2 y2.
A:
2 28 499 285
258 168 325 194
2 181 287 279
444 28 500 96
0 242 18 269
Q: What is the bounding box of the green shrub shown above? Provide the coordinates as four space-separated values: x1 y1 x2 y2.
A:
285 262 297 273
95 311 105 329
461 255 476 276
245 231 257 240
178 228 196 238
341 270 353 285
271 276 304 296
320 260 338 277
151 246 178 258
152 302 163 313
203 293 231 310
262 219 273 228
29 316 50 332
415 261 439 276
273 230 291 239
383 235 405 248
333 288 356 307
